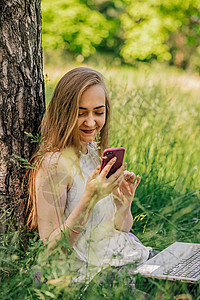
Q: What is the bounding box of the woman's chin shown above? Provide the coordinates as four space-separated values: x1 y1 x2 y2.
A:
80 137 95 144
79 132 98 144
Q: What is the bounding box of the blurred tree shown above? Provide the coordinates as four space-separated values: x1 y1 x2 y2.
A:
81 0 125 59
42 0 116 59
120 0 200 70
42 0 200 71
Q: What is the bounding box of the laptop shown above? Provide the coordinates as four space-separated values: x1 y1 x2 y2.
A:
136 242 200 283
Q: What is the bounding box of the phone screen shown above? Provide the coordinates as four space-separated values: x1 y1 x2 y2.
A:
100 147 125 178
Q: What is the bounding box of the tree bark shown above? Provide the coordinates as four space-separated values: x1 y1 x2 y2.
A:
0 0 45 232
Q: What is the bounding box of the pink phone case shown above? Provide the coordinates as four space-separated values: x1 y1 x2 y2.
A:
100 147 125 178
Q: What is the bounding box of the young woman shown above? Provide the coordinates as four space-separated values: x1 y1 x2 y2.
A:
27 67 152 282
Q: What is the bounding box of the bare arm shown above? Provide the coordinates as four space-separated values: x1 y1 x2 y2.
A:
113 172 141 233
47 190 96 249
114 201 133 233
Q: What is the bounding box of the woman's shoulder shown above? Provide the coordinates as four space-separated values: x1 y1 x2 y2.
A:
40 151 61 169
35 148 79 190
43 151 60 162
40 147 79 173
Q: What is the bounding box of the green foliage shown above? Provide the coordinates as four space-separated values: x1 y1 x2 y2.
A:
120 0 200 69
42 0 115 58
42 0 200 71
80 0 126 57
121 0 172 61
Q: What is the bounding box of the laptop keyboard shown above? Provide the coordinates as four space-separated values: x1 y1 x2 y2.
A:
163 247 200 278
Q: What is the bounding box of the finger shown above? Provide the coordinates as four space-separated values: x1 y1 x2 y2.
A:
113 173 124 189
88 165 101 181
133 175 141 188
124 171 134 182
136 175 141 187
118 172 125 186
110 171 124 187
129 172 136 183
124 170 130 177
99 157 117 179
96 165 101 173
108 162 127 183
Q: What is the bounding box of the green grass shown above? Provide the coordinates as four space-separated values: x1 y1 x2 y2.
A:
108 71 200 250
1 59 200 299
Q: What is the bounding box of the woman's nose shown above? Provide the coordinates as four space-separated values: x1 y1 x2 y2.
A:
84 114 96 127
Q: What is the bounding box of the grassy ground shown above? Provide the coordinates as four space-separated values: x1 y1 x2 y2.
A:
1 55 200 299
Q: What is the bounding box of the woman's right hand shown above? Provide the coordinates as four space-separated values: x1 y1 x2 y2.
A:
85 157 126 205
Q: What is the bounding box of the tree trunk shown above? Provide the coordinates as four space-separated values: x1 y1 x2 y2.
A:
0 0 45 232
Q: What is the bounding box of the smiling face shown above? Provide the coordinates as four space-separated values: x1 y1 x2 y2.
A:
78 84 106 153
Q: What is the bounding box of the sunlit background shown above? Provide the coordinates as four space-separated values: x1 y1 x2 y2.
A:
42 0 200 72
1 2 200 298
41 0 200 106
41 0 200 246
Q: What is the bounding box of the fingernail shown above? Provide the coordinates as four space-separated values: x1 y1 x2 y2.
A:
124 162 127 167
112 157 117 161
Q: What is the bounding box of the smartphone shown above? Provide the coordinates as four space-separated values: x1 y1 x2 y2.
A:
100 147 125 178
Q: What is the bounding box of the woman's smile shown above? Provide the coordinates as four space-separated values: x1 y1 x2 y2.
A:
81 129 96 134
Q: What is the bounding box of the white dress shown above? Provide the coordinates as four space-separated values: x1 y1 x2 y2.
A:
36 142 151 283
64 142 151 275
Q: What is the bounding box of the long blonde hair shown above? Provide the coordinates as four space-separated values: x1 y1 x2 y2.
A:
26 67 111 229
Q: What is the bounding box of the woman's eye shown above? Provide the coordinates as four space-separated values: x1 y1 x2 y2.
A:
95 112 105 115
78 112 104 116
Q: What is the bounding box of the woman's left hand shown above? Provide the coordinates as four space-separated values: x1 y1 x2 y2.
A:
112 171 141 209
